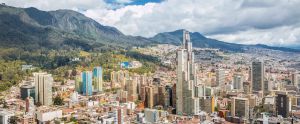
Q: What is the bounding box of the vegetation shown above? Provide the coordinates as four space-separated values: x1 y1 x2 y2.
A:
53 95 64 106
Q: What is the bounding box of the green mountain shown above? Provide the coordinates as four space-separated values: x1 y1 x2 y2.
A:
0 5 153 51
151 29 300 52
0 5 299 53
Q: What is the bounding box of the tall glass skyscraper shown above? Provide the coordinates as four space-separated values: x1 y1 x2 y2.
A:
93 67 103 92
251 60 264 94
176 31 199 115
82 71 93 96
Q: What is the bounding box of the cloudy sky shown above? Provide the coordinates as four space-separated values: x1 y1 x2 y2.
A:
2 0 300 47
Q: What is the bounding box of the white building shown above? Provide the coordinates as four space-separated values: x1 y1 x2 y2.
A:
0 110 14 124
34 72 53 106
144 108 159 123
36 107 62 123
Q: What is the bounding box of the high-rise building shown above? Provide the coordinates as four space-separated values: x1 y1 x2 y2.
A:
176 31 199 115
231 97 249 119
20 84 35 100
233 73 243 90
276 92 290 118
216 69 225 86
292 72 300 88
82 71 93 96
75 73 82 93
34 72 53 106
251 60 264 93
93 66 103 92
126 78 138 102
145 86 154 108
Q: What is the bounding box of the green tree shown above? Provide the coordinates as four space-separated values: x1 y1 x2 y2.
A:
53 96 64 106
8 116 18 124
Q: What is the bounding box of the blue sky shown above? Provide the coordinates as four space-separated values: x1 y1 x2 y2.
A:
1 0 300 47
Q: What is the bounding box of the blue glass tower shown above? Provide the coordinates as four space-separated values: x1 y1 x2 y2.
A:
93 66 103 92
82 71 93 96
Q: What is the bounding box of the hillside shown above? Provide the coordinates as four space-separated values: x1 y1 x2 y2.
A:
151 29 300 52
0 5 153 51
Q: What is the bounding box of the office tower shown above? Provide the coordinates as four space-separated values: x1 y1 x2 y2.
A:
276 92 290 118
172 84 176 108
251 60 264 93
117 90 128 103
233 73 243 90
176 31 199 115
34 72 53 106
165 85 173 107
126 78 138 102
231 97 249 119
144 108 159 123
20 85 35 100
75 73 82 93
145 86 154 108
292 72 299 88
82 71 93 96
216 69 225 86
158 85 166 106
116 107 125 124
93 66 103 92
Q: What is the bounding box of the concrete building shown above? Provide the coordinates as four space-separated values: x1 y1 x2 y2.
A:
276 92 290 118
233 73 243 90
20 84 35 100
34 72 53 106
176 31 199 115
36 107 62 123
251 60 264 94
144 108 159 123
82 71 93 96
216 69 225 87
0 110 14 124
93 66 103 92
145 86 154 108
231 97 249 119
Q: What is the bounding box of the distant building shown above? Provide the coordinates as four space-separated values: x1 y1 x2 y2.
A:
75 73 82 93
36 107 62 123
216 69 225 86
93 66 103 92
34 72 53 106
144 108 159 123
233 73 243 90
82 71 93 96
20 84 35 100
292 72 300 88
145 86 154 108
231 97 249 119
251 60 264 94
276 92 290 118
0 110 14 124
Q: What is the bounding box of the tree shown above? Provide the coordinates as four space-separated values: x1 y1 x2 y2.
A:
53 95 64 106
8 116 18 124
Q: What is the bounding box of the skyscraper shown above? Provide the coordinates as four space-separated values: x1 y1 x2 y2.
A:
216 69 225 86
276 92 290 118
34 72 53 106
93 66 103 92
231 97 249 119
251 60 264 93
233 73 243 90
176 31 199 115
82 71 93 96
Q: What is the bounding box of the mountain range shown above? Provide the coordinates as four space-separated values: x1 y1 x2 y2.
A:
0 4 299 52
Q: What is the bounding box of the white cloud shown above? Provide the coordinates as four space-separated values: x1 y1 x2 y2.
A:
1 0 300 47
